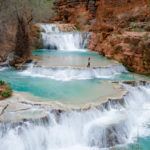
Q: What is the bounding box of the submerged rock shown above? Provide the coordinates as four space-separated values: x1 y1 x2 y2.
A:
123 80 150 86
86 120 128 148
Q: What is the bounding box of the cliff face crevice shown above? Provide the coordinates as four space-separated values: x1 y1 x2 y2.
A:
52 0 150 74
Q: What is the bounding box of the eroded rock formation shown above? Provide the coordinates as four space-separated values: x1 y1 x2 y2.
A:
52 0 150 74
52 0 98 30
89 0 150 74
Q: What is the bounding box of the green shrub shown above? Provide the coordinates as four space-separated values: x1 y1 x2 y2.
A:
0 80 5 85
1 88 12 98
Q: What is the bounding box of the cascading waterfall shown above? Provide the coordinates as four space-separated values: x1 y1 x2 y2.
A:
19 64 127 81
1 23 148 150
0 85 150 150
40 24 89 51
20 23 129 81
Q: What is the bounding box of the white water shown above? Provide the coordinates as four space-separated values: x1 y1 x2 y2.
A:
40 24 60 33
0 67 7 71
19 64 127 81
0 85 150 150
40 24 89 51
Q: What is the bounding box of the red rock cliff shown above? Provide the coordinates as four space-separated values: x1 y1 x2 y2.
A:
90 0 150 74
52 0 98 30
52 0 150 74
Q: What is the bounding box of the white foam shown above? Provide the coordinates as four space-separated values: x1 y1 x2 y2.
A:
0 86 150 149
40 24 60 33
0 67 7 71
18 65 127 81
40 24 89 51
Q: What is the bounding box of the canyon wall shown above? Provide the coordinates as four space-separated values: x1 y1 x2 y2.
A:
52 0 98 30
90 0 150 74
52 0 150 74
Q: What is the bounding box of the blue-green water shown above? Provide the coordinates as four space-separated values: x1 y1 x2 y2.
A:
33 49 118 67
0 68 101 102
115 137 150 150
0 49 148 102
33 49 111 60
0 67 134 103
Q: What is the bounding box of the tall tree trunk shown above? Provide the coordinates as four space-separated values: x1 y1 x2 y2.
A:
10 14 32 68
15 16 31 58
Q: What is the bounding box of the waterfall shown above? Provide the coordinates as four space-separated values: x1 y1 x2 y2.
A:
40 24 89 51
18 64 127 81
0 85 150 150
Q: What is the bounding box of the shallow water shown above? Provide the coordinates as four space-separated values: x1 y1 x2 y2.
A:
33 49 118 67
0 47 136 103
0 49 148 103
0 67 129 103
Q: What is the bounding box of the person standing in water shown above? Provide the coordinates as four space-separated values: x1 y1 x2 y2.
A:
87 57 91 68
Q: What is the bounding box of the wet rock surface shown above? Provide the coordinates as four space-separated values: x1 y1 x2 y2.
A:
0 81 127 123
87 119 128 148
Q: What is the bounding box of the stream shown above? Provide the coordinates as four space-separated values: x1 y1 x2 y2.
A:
0 24 150 150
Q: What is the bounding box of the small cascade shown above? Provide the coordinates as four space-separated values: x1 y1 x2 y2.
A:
40 24 89 51
19 64 127 81
40 24 60 33
0 85 150 150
